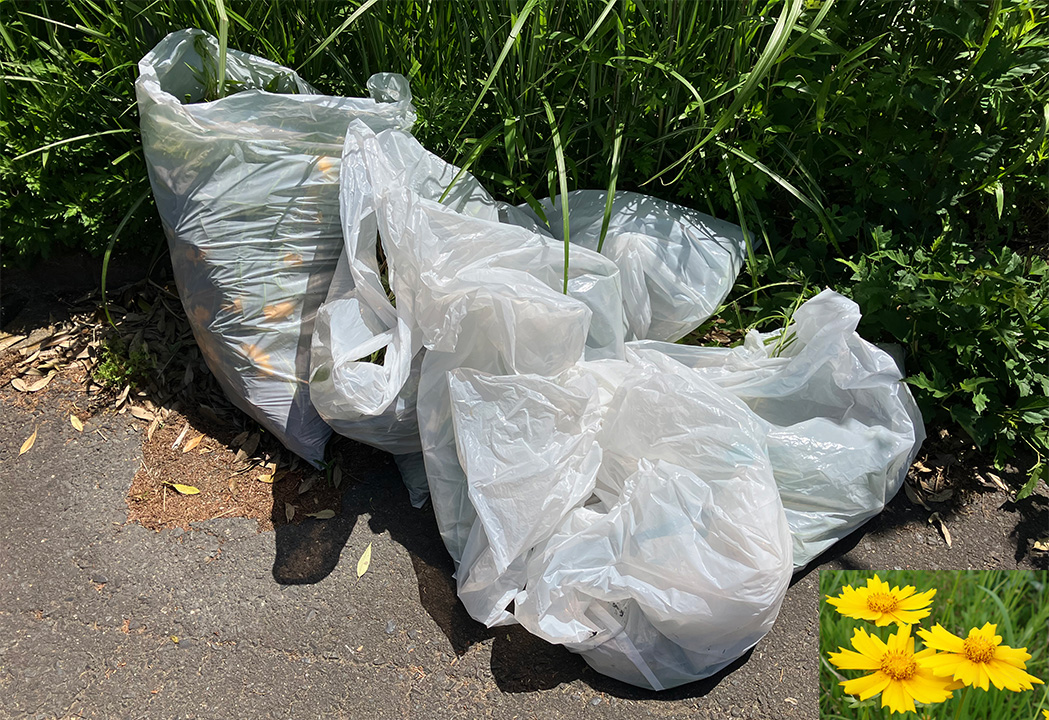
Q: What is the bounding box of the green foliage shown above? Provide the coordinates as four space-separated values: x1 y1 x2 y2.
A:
2 0 1047 487
842 237 1049 494
820 570 1049 719
94 337 154 388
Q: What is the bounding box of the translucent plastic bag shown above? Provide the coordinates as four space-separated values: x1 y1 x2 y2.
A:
450 355 794 690
532 190 746 342
324 122 790 689
632 290 925 568
136 29 415 465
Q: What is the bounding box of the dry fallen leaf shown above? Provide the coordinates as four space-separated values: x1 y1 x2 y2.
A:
1033 538 1049 554
928 512 952 548
357 543 372 578
298 476 315 495
285 504 295 522
165 482 201 495
904 482 930 510
984 471 1010 493
181 434 204 453
258 469 286 484
171 423 190 450
114 384 131 409
19 428 38 456
230 430 249 448
333 465 343 489
70 415 84 433
0 333 27 354
130 406 155 422
306 509 335 520
25 372 56 392
11 377 28 392
147 417 160 442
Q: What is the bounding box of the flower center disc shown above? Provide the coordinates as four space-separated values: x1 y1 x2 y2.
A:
963 636 995 664
880 651 917 681
867 592 898 614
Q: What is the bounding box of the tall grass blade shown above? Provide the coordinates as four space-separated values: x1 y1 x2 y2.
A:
298 0 381 68
214 0 229 98
453 0 540 143
541 95 570 294
597 120 624 254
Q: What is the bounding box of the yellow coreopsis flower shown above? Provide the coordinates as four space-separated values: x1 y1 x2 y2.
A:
828 624 960 714
917 623 1045 692
826 574 937 626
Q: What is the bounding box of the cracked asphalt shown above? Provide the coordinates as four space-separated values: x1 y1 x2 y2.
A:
2 266 1046 720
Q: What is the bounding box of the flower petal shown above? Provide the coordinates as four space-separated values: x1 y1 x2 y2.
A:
880 678 915 715
992 644 1032 667
917 624 966 653
985 658 1045 691
828 648 882 671
850 627 889 659
842 671 891 701
897 587 936 610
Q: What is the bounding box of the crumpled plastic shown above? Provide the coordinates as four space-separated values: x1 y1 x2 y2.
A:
136 29 415 465
141 37 925 687
631 289 925 568
315 122 797 689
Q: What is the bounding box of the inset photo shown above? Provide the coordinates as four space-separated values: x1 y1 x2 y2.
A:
821 570 1048 718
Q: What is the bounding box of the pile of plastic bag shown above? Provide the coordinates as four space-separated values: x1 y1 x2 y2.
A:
138 31 924 691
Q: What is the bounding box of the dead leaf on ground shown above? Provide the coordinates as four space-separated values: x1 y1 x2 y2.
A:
70 415 84 432
333 465 343 489
1033 538 1049 554
285 504 295 522
357 543 372 578
928 512 952 548
230 430 249 448
130 406 156 422
10 377 29 392
306 509 335 519
298 476 315 495
171 422 190 450
19 428 38 456
257 469 286 484
181 434 203 453
165 482 201 495
985 471 1010 493
0 334 27 354
904 482 930 510
147 418 160 442
114 384 131 409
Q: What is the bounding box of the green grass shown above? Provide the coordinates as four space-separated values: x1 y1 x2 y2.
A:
1 0 1047 490
820 570 1049 719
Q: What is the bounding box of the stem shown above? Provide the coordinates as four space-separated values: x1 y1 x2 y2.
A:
953 686 969 720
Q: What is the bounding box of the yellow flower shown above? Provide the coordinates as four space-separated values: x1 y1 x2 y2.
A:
828 624 959 715
917 623 1045 692
1042 709 1048 719
826 574 936 626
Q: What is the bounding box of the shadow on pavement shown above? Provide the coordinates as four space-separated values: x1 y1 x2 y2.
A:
268 444 806 700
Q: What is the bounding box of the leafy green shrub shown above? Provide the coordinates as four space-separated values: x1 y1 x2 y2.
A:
842 235 1048 495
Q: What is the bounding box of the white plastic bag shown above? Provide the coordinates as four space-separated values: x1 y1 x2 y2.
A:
450 355 794 690
533 190 746 342
631 290 925 567
322 122 790 690
136 29 415 464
